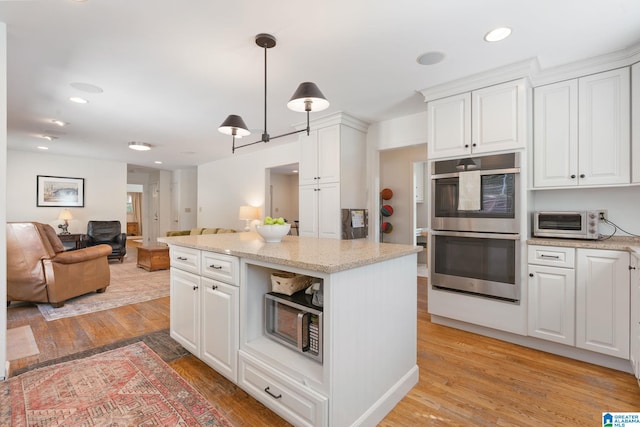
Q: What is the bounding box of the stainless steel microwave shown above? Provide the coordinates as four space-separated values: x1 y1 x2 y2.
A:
265 292 322 362
533 211 602 240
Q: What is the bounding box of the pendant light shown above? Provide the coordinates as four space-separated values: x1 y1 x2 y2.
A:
218 33 330 153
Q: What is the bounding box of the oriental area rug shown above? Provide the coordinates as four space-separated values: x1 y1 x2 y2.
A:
37 252 170 321
1 342 234 426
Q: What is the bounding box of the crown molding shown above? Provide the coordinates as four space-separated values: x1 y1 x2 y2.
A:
419 58 538 102
531 42 640 86
294 111 370 133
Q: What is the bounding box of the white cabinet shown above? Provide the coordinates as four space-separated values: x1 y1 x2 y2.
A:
299 183 340 239
298 114 367 239
576 248 630 359
169 246 240 382
632 63 640 184
630 254 640 380
528 246 576 345
528 245 630 360
427 79 527 159
170 267 200 355
533 67 630 188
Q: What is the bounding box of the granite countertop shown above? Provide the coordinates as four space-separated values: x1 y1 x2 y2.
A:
528 236 640 256
158 232 422 274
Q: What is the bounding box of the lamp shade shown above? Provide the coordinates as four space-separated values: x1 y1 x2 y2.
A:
58 209 73 221
238 205 259 220
287 82 330 113
219 115 251 138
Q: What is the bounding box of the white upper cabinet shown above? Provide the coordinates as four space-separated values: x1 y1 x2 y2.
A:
533 67 630 188
632 62 640 184
299 126 341 186
427 79 527 159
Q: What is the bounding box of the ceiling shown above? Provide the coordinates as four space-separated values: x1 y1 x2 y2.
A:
2 1 640 171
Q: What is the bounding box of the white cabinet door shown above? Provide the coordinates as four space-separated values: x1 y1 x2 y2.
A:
533 80 579 188
578 68 630 186
472 80 526 154
528 264 576 345
317 125 340 184
632 63 640 184
201 277 239 383
170 267 200 355
427 92 471 159
317 182 340 239
298 186 319 237
299 130 319 186
576 249 630 359
414 161 424 203
630 254 640 378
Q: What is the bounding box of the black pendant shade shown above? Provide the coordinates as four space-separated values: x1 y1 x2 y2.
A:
219 33 329 153
287 82 330 112
218 114 251 138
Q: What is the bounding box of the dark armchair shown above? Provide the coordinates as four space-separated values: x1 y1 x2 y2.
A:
86 220 127 262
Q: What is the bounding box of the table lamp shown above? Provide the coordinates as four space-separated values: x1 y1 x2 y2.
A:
239 205 259 232
57 209 73 234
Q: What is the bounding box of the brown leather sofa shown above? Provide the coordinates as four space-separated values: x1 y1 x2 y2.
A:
7 222 113 308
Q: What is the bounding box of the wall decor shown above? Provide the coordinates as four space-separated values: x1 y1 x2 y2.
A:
37 175 85 207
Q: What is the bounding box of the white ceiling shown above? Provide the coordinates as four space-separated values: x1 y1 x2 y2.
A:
2 0 640 171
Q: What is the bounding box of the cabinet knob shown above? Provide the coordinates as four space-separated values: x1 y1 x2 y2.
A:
630 266 637 270
570 174 576 179
464 144 469 148
580 174 586 178
472 143 477 147
211 284 218 290
529 273 534 277
192 285 198 291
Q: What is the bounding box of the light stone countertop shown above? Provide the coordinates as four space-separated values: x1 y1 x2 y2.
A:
528 236 640 256
158 232 422 274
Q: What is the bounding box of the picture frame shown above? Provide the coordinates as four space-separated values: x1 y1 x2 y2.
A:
37 175 85 207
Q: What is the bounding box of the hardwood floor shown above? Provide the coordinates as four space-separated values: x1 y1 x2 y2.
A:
7 277 640 426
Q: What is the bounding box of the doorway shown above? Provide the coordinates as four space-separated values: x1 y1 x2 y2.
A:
265 163 299 233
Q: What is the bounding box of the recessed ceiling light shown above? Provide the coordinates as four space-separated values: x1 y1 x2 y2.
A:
37 146 49 150
154 161 163 164
38 135 56 141
484 27 512 42
51 119 67 127
69 96 88 104
128 141 152 151
417 51 445 66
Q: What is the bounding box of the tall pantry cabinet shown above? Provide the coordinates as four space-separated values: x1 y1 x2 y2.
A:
298 113 367 239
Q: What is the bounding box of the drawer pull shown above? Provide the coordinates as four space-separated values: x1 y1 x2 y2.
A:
264 386 282 400
177 256 188 261
211 285 218 290
540 254 560 259
209 264 223 270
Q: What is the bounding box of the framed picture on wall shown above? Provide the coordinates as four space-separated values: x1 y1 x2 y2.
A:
37 175 85 207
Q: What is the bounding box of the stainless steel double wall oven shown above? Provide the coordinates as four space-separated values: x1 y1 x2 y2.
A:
430 152 521 302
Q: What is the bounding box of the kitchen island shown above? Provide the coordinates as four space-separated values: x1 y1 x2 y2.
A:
159 232 421 427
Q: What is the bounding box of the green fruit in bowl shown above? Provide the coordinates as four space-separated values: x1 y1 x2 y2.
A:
264 216 274 225
275 217 285 225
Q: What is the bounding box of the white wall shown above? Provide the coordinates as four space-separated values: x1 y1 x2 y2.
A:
269 172 299 223
0 22 7 379
7 150 127 234
532 186 640 236
379 145 428 245
368 111 427 151
198 140 300 229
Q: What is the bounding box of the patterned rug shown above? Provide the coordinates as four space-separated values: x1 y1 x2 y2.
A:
2 342 233 426
37 251 170 321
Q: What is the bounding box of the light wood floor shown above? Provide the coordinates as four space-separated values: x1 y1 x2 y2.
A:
7 277 640 426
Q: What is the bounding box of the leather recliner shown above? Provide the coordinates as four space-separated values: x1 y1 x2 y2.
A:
7 222 112 308
86 220 127 262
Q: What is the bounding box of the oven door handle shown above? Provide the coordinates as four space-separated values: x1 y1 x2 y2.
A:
431 167 520 180
430 230 520 240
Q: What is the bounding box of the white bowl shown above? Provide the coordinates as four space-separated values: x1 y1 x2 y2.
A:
256 223 291 243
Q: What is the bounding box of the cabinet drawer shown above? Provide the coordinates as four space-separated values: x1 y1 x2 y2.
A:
239 352 327 427
201 251 239 285
528 245 575 268
170 246 201 274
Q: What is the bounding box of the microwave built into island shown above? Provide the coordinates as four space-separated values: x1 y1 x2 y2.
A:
159 232 421 427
